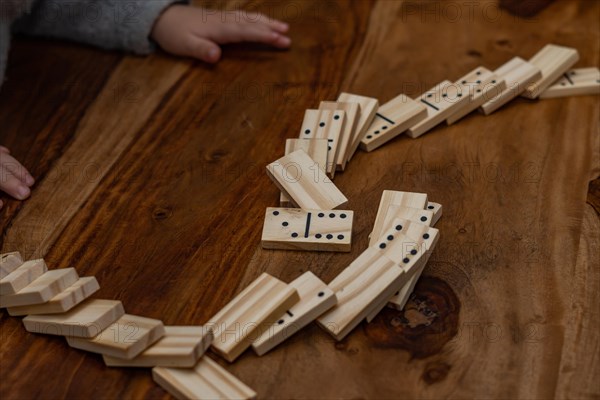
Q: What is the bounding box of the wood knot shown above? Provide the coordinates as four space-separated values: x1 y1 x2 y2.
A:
206 150 227 163
363 276 460 359
422 362 451 385
152 207 173 221
334 342 347 351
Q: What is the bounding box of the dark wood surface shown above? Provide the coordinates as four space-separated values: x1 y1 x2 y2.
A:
1 0 599 398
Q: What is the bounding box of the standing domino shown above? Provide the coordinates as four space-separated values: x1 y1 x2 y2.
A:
299 109 346 178
337 92 379 161
319 101 360 171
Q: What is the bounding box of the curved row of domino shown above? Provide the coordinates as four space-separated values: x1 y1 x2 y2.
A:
1 43 598 400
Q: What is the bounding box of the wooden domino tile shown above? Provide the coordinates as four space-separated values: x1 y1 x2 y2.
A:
522 44 579 99
316 247 400 341
280 138 329 207
1 268 79 308
540 68 600 99
0 259 47 296
480 57 542 115
317 219 437 340
446 66 507 124
386 239 438 311
299 109 346 178
426 201 443 225
103 326 213 367
368 205 434 247
266 149 348 210
261 207 353 252
153 356 257 400
207 272 299 362
360 94 427 151
365 219 439 321
23 299 125 338
337 92 379 161
0 251 23 279
370 190 428 242
67 314 165 359
386 203 444 311
8 277 100 316
406 81 470 138
319 101 360 171
252 271 337 356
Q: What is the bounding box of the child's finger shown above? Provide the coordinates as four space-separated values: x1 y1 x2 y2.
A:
0 146 10 154
240 11 289 33
214 24 291 48
0 199 3 209
188 36 222 63
1 153 35 186
0 165 31 200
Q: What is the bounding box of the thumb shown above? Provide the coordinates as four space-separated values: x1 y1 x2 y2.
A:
188 37 222 63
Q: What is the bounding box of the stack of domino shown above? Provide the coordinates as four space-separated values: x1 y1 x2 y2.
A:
0 252 256 400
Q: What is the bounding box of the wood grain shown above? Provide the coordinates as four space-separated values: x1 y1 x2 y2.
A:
1 0 599 398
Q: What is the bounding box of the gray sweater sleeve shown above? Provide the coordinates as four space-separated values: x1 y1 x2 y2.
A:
1 0 35 87
12 0 188 54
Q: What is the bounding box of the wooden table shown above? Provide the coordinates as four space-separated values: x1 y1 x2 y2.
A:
1 1 599 398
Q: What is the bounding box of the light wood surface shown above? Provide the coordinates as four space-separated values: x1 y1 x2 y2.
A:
103 326 213 368
319 101 360 171
360 94 427 151
0 259 47 296
153 356 257 400
0 252 23 279
261 207 353 252
252 271 337 356
207 273 300 362
406 81 471 138
67 314 165 359
446 66 507 124
22 299 124 338
0 268 79 308
299 109 346 177
0 0 598 398
540 67 600 98
266 150 348 210
480 57 542 114
280 139 329 206
7 276 100 316
522 44 579 99
337 92 378 161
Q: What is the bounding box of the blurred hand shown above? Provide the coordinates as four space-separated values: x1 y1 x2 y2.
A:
0 146 34 209
151 5 291 63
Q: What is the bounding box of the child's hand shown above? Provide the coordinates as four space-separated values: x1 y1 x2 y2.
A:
0 146 35 209
151 5 291 63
